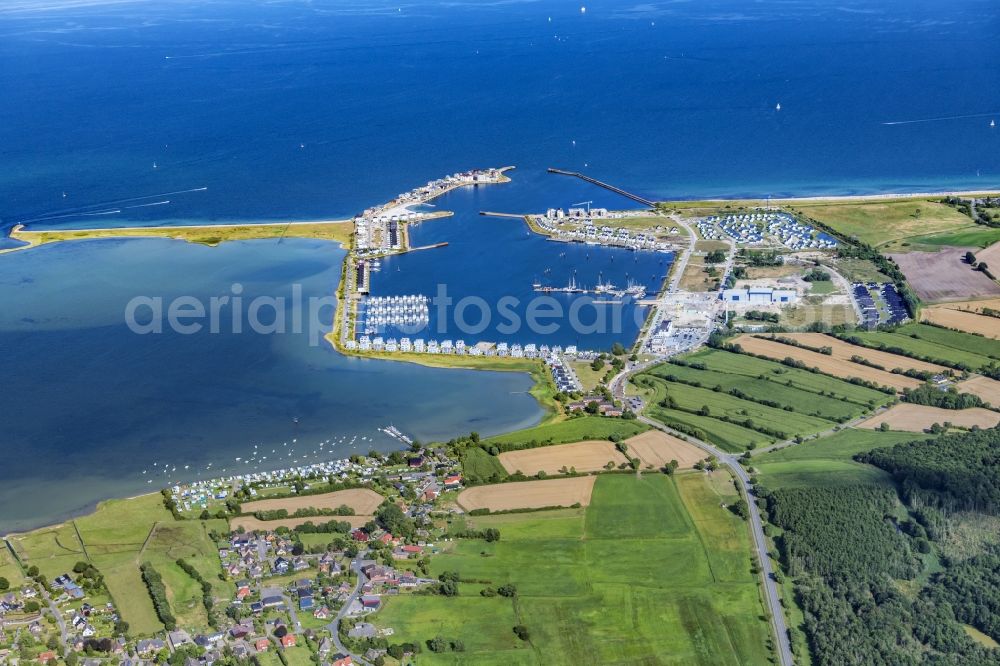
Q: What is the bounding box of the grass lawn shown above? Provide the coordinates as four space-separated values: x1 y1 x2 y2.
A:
571 360 607 392
483 416 648 449
794 199 972 248
375 474 773 665
753 428 932 488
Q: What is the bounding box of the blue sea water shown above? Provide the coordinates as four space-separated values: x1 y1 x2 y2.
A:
1 0 999 530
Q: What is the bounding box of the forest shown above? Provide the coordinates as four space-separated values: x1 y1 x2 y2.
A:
760 426 1000 664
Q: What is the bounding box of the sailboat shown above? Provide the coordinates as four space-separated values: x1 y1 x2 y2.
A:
992 119 996 128
775 102 781 111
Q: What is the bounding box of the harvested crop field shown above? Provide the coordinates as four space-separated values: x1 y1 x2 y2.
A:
498 431 705 476
230 514 371 532
731 335 922 391
926 297 1000 313
890 248 1000 302
921 308 1000 339
499 441 627 475
857 404 1000 432
780 332 946 374
240 488 384 515
456 477 597 513
624 430 705 468
976 240 1000 266
954 376 1000 407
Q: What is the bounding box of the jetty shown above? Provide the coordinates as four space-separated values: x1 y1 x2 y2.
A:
547 168 656 208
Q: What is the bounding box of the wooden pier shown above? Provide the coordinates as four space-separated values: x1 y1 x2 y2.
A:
547 168 656 208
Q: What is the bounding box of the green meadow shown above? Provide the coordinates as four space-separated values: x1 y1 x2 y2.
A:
850 324 1000 370
11 493 228 636
482 416 648 448
375 474 774 665
753 428 932 488
678 348 890 408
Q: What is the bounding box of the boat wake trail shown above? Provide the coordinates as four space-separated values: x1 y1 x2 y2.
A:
882 112 1000 126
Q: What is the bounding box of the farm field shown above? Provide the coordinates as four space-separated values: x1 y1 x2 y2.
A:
676 348 891 408
645 404 773 451
753 428 931 488
926 297 1000 314
730 335 922 391
646 361 869 420
497 431 705 476
890 248 1000 302
240 488 383 515
793 199 973 248
953 376 1000 406
498 440 627 475
856 404 1000 432
379 474 772 665
482 416 648 449
624 430 706 469
848 324 1000 369
778 333 947 374
920 308 1000 340
455 477 597 513
904 226 1000 250
976 239 1000 265
649 377 833 437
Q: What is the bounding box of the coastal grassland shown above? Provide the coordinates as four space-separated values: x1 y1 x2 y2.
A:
378 474 772 664
787 199 974 248
752 428 932 488
848 323 1000 369
481 415 648 449
0 545 25 587
8 220 354 252
43 493 228 636
343 353 562 425
8 522 87 581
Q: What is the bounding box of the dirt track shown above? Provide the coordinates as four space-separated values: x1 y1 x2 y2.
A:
456 477 597 512
731 335 922 391
240 488 384 515
890 249 1000 302
857 403 1000 432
